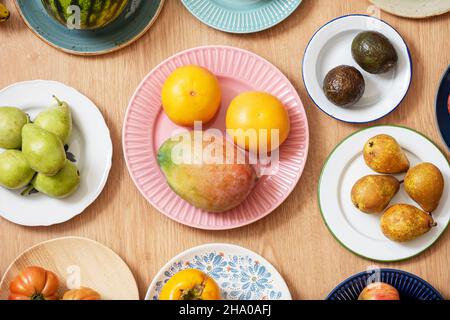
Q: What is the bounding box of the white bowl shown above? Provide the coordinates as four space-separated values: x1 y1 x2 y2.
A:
303 14 412 123
319 125 450 261
0 80 112 226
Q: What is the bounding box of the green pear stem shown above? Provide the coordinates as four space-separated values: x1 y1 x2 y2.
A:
52 95 63 106
21 184 34 196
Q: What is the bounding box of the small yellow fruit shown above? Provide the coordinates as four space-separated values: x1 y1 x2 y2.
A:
226 91 290 152
62 287 102 300
161 65 221 126
160 269 221 300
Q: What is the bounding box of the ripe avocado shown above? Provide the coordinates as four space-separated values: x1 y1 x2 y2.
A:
323 65 365 107
352 31 398 74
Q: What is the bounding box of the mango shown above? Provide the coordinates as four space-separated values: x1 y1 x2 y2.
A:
157 132 257 212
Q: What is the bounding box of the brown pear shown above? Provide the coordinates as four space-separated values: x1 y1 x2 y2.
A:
380 204 436 242
351 175 400 213
363 134 410 174
404 163 444 212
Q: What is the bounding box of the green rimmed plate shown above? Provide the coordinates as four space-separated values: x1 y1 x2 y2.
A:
318 125 450 262
181 0 302 34
15 0 165 55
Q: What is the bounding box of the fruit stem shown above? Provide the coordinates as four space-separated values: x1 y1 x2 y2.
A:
21 184 34 196
180 278 207 300
52 95 63 106
30 292 45 300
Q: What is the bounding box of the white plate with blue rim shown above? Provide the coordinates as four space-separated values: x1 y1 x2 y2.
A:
318 125 450 262
302 14 412 123
146 243 292 300
0 80 112 226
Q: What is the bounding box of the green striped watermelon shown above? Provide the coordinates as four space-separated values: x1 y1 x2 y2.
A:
42 0 129 30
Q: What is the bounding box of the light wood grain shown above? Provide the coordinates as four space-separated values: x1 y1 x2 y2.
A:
0 237 139 300
0 0 449 300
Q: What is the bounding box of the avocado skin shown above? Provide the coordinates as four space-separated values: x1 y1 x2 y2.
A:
352 31 398 74
323 65 365 107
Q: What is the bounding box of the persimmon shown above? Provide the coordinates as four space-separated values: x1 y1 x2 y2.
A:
160 269 221 300
63 287 101 300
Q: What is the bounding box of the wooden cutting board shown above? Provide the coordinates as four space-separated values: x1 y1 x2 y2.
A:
0 237 139 300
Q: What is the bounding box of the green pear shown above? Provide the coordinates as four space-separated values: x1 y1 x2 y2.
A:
351 175 400 214
34 96 72 144
0 150 35 189
404 163 444 212
0 107 29 149
32 160 80 198
22 124 66 176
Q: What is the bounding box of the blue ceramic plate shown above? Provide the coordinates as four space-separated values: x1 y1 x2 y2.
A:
181 0 302 34
435 65 450 151
15 0 164 55
327 269 443 300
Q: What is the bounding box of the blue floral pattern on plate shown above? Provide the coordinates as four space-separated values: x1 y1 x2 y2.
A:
148 244 290 300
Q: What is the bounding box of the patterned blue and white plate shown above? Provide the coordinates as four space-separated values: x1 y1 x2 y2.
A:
181 0 302 34
15 0 164 55
327 268 443 300
146 243 291 300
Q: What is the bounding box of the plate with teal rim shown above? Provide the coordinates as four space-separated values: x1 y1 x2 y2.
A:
146 243 292 300
181 0 302 34
326 268 443 300
15 0 165 55
318 125 450 262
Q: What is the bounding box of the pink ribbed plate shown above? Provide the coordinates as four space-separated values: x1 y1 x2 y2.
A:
122 46 309 230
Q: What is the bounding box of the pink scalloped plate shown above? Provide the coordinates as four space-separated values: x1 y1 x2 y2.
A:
122 46 309 230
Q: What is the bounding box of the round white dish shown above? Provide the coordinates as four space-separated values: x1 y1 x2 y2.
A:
318 125 450 262
0 80 112 226
370 0 450 19
146 243 291 300
303 14 412 123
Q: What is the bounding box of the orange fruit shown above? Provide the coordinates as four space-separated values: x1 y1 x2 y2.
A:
159 269 221 300
161 65 221 126
226 91 290 152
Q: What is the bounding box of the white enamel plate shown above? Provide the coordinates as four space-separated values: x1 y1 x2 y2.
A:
319 125 450 262
303 15 412 123
0 80 112 226
146 243 291 300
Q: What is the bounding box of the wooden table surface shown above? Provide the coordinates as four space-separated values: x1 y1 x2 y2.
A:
0 0 449 300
